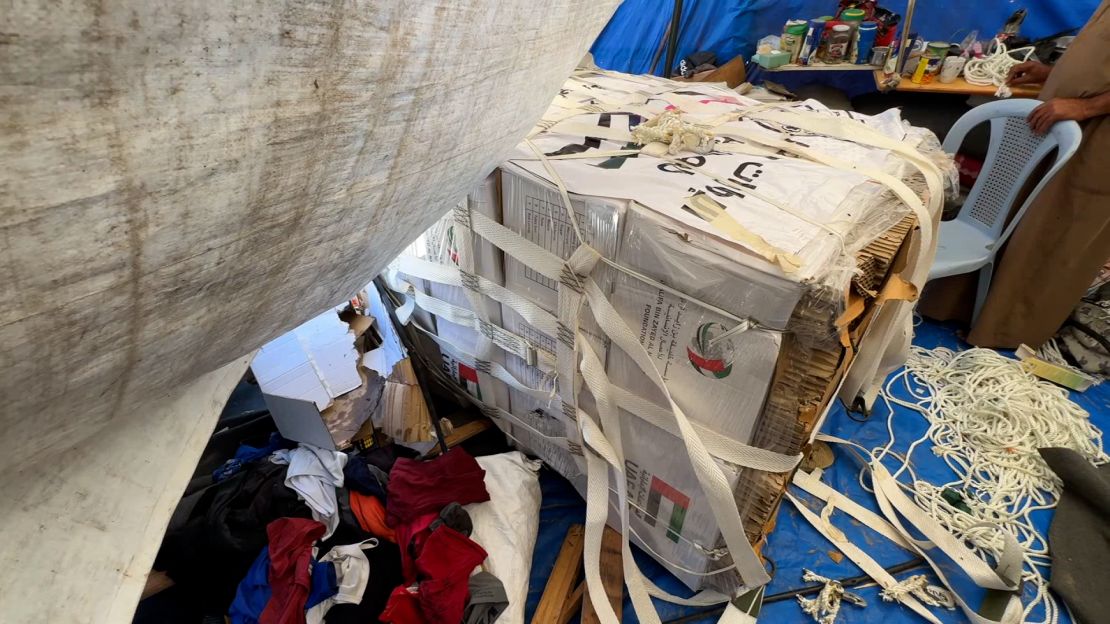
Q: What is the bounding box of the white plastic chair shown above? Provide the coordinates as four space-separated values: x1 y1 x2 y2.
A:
929 98 1082 322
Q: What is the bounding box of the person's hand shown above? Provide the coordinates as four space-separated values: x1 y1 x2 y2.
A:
1027 98 1088 134
1007 61 1051 86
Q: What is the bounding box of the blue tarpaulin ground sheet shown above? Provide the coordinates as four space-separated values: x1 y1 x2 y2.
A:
524 320 1110 623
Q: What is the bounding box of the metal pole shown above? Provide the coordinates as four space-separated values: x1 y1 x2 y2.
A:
663 0 684 78
649 21 672 76
897 0 918 73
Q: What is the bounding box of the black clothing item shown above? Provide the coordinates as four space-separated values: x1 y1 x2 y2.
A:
343 455 389 501
1038 447 1110 624
678 51 717 77
322 540 405 624
359 443 419 474
156 460 312 613
318 488 379 553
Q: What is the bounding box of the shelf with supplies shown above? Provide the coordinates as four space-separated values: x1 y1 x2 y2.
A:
872 70 1043 97
764 63 882 72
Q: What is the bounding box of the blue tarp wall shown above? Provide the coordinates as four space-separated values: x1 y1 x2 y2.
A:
592 0 1102 77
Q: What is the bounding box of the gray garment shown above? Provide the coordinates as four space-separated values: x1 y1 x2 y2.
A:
464 571 509 624
430 502 473 537
1039 447 1110 624
367 463 391 488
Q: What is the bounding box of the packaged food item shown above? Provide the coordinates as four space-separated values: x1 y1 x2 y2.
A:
798 17 828 65
826 24 852 63
782 20 809 63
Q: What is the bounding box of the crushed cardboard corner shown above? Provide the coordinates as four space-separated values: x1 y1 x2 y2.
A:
379 358 434 443
358 281 439 445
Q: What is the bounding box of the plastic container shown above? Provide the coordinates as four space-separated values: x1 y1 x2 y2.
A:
911 42 949 84
925 41 949 80
754 50 792 69
900 35 925 75
855 21 878 64
782 20 808 63
798 18 828 65
826 24 852 63
840 8 866 22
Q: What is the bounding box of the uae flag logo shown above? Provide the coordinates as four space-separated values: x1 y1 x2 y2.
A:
687 322 736 379
457 362 482 400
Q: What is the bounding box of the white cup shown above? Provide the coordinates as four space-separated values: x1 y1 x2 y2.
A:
939 56 966 83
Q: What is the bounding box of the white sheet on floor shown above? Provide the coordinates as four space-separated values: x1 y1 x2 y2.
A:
465 451 543 624
272 444 348 538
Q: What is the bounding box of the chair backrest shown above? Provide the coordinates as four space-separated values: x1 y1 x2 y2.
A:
942 98 1083 248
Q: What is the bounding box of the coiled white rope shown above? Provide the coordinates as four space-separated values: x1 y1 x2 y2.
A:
870 346 1108 624
963 39 1037 96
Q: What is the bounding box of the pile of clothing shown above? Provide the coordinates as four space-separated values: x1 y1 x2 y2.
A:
158 436 526 624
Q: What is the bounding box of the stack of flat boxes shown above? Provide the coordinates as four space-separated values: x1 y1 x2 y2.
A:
403 174 511 416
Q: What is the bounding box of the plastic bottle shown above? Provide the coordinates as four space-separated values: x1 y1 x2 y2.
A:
798 17 828 65
782 20 808 63
855 21 878 65
826 24 852 63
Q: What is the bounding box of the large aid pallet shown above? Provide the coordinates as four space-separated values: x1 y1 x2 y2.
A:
385 68 949 621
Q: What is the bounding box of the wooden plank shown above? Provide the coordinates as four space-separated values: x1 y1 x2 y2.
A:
582 527 624 624
531 525 585 624
558 582 586 624
767 62 880 72
423 418 494 458
874 70 1041 97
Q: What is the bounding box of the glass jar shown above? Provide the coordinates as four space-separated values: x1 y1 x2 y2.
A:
826 24 852 63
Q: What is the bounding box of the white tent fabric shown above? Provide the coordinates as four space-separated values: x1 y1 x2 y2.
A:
0 2 619 622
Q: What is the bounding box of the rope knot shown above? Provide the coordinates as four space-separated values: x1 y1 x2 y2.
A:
631 109 716 155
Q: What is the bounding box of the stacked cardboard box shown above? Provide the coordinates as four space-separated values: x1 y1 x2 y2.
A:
396 174 512 415
387 69 945 594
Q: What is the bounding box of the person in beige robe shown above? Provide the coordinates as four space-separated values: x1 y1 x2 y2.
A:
920 1 1110 348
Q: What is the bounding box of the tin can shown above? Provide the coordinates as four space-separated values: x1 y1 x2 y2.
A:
869 45 890 67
